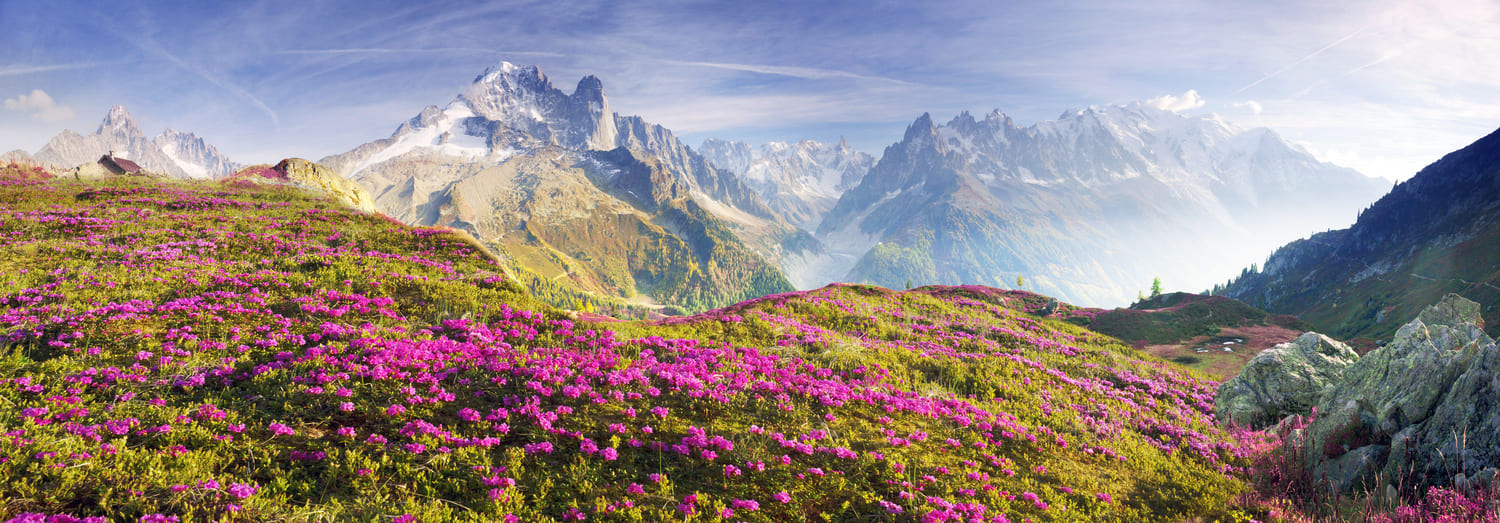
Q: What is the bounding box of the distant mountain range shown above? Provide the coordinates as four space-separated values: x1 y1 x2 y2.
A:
9 63 1396 313
809 106 1389 306
1222 124 1500 341
29 105 239 178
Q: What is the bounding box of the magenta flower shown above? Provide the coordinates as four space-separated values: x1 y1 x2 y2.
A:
226 483 258 499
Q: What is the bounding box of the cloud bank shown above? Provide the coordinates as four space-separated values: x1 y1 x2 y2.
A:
4 89 75 122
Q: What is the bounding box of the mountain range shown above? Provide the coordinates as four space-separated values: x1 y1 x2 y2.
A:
11 62 1393 313
811 105 1389 306
1221 124 1500 341
30 105 239 178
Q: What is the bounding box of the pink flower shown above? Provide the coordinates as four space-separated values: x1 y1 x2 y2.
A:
226 483 257 499
600 447 618 461
774 491 791 503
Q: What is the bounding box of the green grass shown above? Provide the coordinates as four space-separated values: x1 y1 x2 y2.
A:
0 175 1261 522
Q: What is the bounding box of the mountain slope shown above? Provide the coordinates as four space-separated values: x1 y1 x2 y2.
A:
817 106 1388 307
0 173 1256 521
322 63 799 312
33 105 240 178
1222 125 1500 341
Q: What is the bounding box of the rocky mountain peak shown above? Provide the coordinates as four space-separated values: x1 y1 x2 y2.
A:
903 112 939 144
573 75 605 101
98 104 143 138
460 62 565 123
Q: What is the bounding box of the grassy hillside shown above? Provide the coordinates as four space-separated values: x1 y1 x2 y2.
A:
0 175 1262 521
1221 126 1500 342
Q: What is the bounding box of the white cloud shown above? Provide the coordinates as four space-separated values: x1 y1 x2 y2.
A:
1144 90 1206 112
1232 100 1263 114
3 89 76 122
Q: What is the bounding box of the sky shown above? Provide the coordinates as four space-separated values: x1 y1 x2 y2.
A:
2 0 1499 182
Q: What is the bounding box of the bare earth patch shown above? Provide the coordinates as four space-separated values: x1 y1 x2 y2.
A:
1146 324 1304 379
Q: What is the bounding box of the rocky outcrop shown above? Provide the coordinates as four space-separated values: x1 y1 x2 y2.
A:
226 159 375 213
1215 332 1359 428
274 159 376 213
1298 294 1499 493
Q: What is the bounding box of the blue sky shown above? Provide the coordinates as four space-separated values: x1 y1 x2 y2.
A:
2 0 1498 181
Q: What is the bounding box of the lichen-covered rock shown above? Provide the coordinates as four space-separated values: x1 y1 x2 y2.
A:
274 158 376 213
1214 332 1359 428
1300 294 1498 493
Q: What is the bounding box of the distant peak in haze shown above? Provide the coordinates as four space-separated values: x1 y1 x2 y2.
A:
98 104 142 137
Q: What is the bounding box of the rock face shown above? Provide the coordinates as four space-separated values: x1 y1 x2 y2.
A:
1214 332 1359 428
1298 294 1500 493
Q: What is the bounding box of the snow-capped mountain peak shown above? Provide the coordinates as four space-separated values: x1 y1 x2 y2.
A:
461 62 563 123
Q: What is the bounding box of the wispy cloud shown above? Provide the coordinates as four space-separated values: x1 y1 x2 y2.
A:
1232 100 1263 115
3 89 76 122
656 59 917 86
130 38 281 126
0 63 98 77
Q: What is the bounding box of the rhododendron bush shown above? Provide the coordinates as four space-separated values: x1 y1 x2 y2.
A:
0 176 1256 521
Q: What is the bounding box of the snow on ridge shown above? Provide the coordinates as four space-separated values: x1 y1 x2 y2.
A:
159 143 209 179
349 102 492 177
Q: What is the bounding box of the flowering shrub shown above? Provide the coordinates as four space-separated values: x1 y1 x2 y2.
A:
0 176 1252 521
